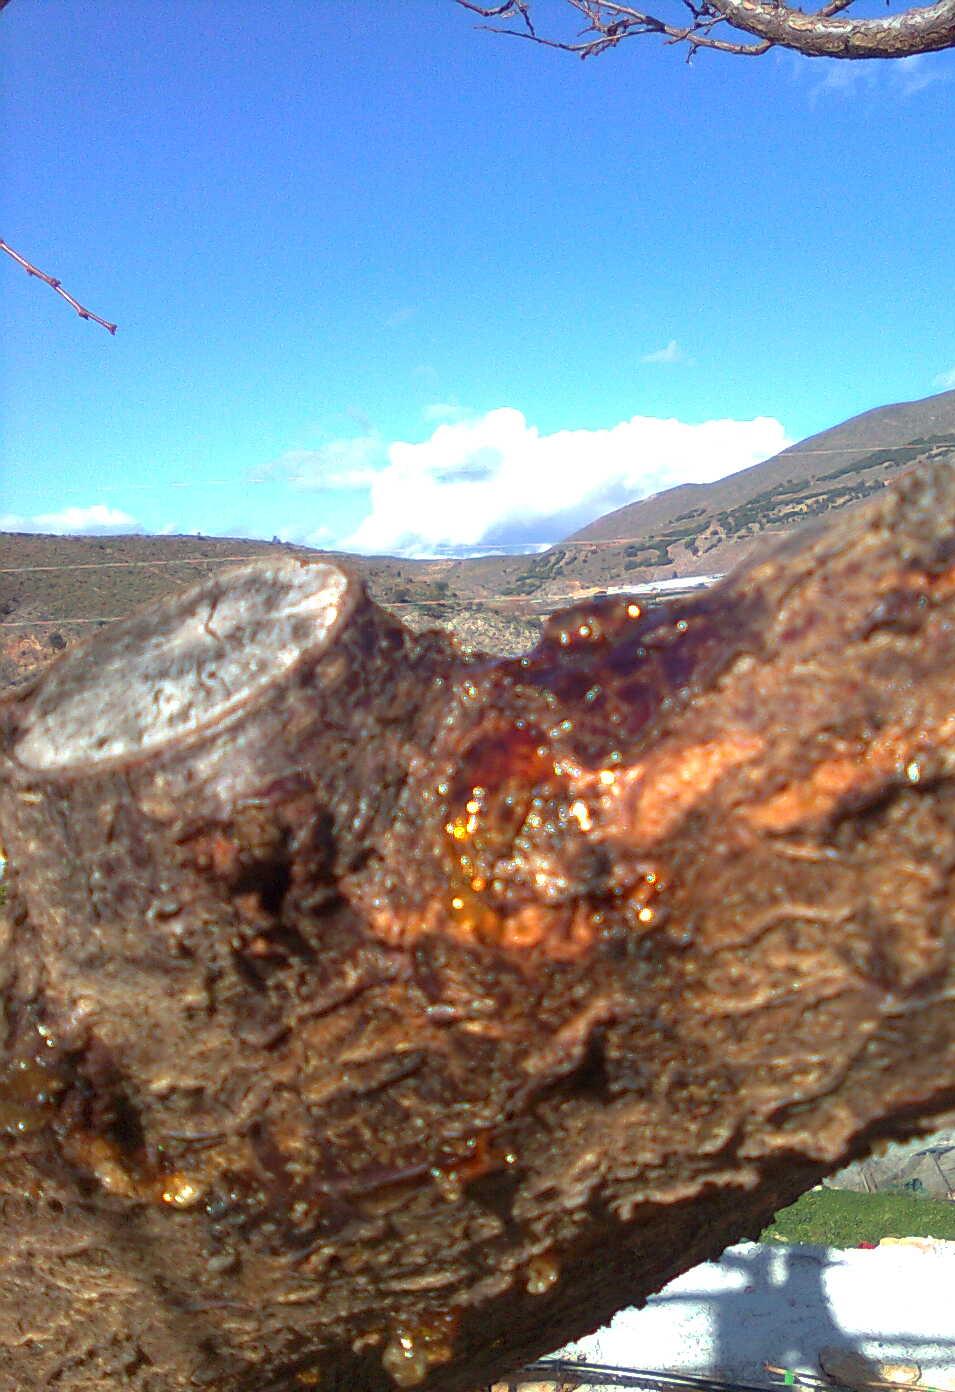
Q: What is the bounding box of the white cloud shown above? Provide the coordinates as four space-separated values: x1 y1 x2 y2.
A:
422 402 472 424
806 52 949 106
801 49 955 106
252 435 385 490
342 406 790 557
933 366 955 391
809 60 877 106
0 504 139 535
303 524 334 547
893 54 950 97
641 339 689 365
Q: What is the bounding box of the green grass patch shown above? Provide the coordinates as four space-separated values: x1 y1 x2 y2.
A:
759 1185 955 1247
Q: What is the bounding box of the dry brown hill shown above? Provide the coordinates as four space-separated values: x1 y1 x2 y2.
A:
563 387 955 578
4 387 955 689
0 533 540 689
409 388 955 606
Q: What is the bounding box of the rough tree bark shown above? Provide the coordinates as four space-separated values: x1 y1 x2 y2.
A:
2 462 955 1392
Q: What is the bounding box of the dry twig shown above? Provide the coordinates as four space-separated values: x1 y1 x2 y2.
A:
0 239 117 335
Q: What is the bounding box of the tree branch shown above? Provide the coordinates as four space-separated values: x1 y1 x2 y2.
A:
455 0 955 59
457 0 536 30
710 0 955 56
2 463 955 1390
0 240 118 335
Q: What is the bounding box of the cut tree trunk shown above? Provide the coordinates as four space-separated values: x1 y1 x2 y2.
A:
1 463 955 1392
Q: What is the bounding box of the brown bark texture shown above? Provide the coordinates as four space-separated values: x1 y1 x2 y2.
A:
707 0 955 58
1 462 955 1392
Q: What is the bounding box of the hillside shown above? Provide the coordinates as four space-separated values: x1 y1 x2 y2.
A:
3 387 955 689
559 387 955 581
0 533 542 689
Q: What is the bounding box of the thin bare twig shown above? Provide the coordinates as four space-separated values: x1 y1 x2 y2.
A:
817 0 857 18
454 0 773 56
456 0 536 32
0 239 118 335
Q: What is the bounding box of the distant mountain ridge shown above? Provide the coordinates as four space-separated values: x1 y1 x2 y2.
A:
563 388 955 576
3 387 955 688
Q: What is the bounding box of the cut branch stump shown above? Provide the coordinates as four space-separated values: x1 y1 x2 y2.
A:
1 463 955 1391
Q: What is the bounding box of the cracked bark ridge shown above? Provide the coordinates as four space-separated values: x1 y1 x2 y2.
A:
1 464 955 1392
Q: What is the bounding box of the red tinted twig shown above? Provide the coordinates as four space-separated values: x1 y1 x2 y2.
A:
0 239 117 335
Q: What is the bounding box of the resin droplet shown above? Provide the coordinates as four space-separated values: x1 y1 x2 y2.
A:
160 1173 205 1208
429 1165 463 1203
381 1332 431 1389
526 1251 561 1295
381 1314 457 1389
0 1055 65 1136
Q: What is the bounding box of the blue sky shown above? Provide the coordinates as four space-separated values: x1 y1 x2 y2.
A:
2 1 954 557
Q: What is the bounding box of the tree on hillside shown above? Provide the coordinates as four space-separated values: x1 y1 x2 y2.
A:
456 0 955 60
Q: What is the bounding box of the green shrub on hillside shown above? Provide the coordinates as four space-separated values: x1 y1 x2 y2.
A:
502 575 542 595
